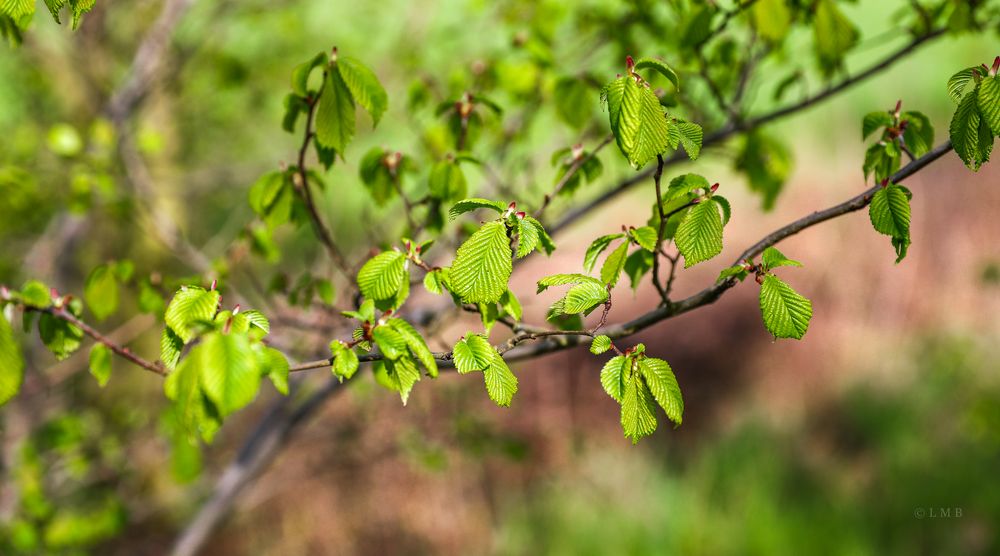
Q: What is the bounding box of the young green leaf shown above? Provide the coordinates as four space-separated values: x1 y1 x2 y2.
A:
605 76 670 168
386 318 438 377
336 56 388 127
761 246 803 271
195 332 261 417
88 343 111 387
947 66 981 103
717 265 749 283
759 274 813 340
621 367 658 443
164 355 221 443
639 357 683 426
862 111 893 140
161 327 184 370
583 234 623 273
84 264 118 321
499 289 522 321
623 249 654 290
38 312 83 360
330 340 360 381
314 69 355 154
536 273 601 293
165 287 220 344
357 250 407 302
632 57 680 91
869 183 911 239
430 161 468 202
675 199 724 267
291 51 327 97
600 241 629 287
813 0 858 77
448 198 506 219
450 221 512 304
0 313 24 407
950 85 988 170
516 217 539 258
629 226 658 252
524 216 556 255
374 356 421 405
19 279 51 308
673 121 703 160
900 111 934 158
452 333 495 373
600 355 627 402
590 335 612 355
259 346 289 395
563 280 609 314
484 355 518 407
978 74 1000 136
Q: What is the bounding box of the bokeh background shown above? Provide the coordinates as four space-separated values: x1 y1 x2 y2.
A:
1 0 999 554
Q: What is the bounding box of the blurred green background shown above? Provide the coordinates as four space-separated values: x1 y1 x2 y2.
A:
1 0 999 554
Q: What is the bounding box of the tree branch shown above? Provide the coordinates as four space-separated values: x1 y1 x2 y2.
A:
546 28 946 236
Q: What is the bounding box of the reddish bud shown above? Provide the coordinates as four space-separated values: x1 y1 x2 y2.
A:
710 183 720 193
508 201 517 209
415 245 421 253
894 99 902 115
992 56 1000 75
516 211 526 219
210 279 217 291
625 55 635 72
571 143 584 160
330 46 338 62
880 178 889 187
233 304 241 314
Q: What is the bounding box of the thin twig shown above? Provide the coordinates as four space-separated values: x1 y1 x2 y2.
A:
650 155 670 305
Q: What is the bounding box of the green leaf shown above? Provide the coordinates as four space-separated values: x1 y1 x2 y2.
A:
900 111 934 158
423 269 446 295
759 275 813 340
516 217 539 258
448 198 506 219
165 287 220 344
0 0 33 20
950 84 988 170
196 333 261 417
387 318 438 377
88 343 111 388
374 356 421 405
499 289 522 321
0 313 24 407
675 200 724 267
484 355 518 407
537 273 602 293
712 196 732 225
869 184 911 239
314 69 355 153
735 132 792 210
606 76 671 168
863 141 901 181
330 340 359 381
161 327 183 370
260 347 289 395
372 325 407 360
20 280 51 308
600 241 629 287
84 265 119 321
291 51 326 97
590 335 612 355
584 234 624 273
673 121 703 160
862 111 892 140
563 280 609 314
336 56 388 127
38 312 83 360
621 366 657 443
813 0 858 77
600 355 627 403
430 160 467 202
242 310 270 335
717 265 749 283
639 357 683 426
629 226 658 252
453 333 496 374
164 355 220 443
947 66 985 103
525 216 556 255
357 250 407 301
761 246 803 271
632 57 679 91
978 75 1000 136
450 221 512 304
